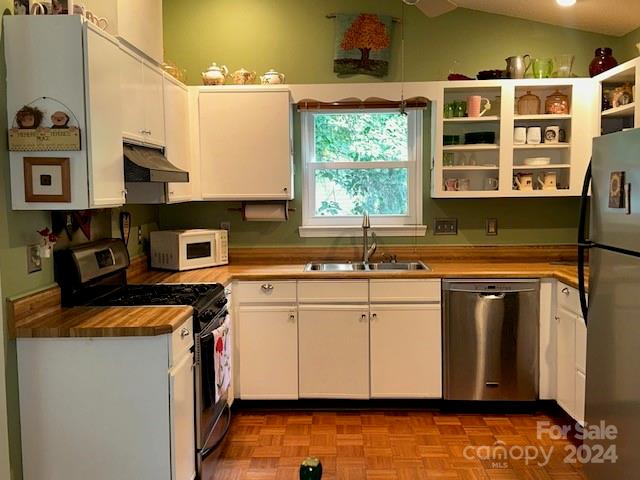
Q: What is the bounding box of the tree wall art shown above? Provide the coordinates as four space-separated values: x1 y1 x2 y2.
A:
333 13 393 78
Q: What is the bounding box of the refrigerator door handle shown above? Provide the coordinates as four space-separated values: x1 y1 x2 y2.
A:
578 160 592 324
625 182 632 215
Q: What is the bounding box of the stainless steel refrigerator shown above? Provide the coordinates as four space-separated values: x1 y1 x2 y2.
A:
579 128 640 479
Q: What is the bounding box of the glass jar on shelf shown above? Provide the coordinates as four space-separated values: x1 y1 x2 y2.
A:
545 90 570 115
517 91 541 115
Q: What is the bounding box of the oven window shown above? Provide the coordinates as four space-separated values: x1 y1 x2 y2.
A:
186 241 212 259
94 249 114 268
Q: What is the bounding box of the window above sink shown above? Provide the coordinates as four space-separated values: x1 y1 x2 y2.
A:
299 109 427 238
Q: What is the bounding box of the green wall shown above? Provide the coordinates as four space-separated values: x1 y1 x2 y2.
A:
161 0 625 247
163 0 629 85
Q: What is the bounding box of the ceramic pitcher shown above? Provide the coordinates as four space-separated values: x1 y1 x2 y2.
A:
514 173 534 191
538 172 557 190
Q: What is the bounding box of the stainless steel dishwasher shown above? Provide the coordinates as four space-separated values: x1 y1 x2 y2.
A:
443 279 539 401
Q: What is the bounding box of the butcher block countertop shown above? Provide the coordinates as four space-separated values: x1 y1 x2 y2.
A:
8 245 586 339
8 286 193 339
133 262 584 290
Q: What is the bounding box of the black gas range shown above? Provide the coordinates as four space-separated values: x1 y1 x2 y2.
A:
54 238 232 475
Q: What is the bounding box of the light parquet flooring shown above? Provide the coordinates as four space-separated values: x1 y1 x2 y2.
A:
203 409 585 480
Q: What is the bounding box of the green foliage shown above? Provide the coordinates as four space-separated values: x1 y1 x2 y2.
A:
314 113 408 163
313 113 409 216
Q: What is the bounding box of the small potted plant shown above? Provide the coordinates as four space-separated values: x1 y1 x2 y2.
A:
37 227 58 258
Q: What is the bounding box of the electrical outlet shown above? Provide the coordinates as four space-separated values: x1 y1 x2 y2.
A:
220 221 231 232
27 244 42 273
434 218 458 235
137 226 143 245
486 218 498 236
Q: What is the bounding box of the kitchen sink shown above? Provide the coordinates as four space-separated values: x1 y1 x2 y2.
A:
304 261 430 272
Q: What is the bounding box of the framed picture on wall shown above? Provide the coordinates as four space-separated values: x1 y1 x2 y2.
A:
23 157 71 203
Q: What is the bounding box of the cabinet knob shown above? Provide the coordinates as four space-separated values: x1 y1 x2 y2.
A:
371 313 377 320
554 315 560 322
180 327 190 338
261 283 274 292
224 288 231 296
283 187 288 192
562 287 570 295
360 313 368 322
289 313 296 322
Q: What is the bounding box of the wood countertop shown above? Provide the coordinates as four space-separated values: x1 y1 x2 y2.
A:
132 261 585 290
9 287 193 339
10 258 586 339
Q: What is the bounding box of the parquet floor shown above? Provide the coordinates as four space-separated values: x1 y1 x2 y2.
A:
203 408 585 479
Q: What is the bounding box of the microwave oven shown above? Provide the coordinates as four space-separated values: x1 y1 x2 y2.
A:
150 229 228 271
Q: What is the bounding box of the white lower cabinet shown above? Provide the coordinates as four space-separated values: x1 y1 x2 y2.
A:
238 305 298 399
298 305 370 399
235 279 443 400
17 318 195 480
169 350 196 480
556 305 577 417
370 304 442 398
554 281 588 424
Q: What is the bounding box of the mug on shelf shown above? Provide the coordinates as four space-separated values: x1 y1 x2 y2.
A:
485 177 499 190
467 96 491 117
444 178 459 191
538 171 558 190
30 1 52 14
514 173 534 191
514 127 527 145
544 126 560 144
527 126 542 144
458 178 471 191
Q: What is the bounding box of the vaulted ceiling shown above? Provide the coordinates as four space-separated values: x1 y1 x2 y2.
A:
416 0 640 37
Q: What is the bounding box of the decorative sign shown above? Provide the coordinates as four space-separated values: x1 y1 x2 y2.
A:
9 98 81 151
9 127 81 152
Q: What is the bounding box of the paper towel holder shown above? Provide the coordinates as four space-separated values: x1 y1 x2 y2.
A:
227 200 296 221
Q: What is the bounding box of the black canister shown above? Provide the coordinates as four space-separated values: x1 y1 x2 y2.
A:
300 457 322 480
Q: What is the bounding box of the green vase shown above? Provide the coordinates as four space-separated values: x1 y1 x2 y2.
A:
300 457 322 480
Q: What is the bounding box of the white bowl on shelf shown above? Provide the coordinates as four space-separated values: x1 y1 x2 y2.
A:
523 157 551 166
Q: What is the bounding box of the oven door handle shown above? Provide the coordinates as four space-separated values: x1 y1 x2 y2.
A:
200 403 231 460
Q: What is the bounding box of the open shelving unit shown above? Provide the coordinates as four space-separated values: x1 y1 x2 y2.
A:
432 78 597 198
595 58 639 136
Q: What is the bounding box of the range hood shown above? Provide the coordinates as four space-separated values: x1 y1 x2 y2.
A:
124 143 189 183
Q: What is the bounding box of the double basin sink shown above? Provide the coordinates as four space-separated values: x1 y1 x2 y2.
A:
304 261 430 272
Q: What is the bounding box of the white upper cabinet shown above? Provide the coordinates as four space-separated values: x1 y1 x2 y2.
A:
82 0 163 64
198 87 294 201
116 0 164 64
4 16 124 210
120 46 166 147
164 75 193 203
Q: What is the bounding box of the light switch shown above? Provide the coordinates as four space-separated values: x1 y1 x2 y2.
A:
486 218 498 236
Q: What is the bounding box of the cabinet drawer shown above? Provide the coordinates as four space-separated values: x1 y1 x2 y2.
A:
236 281 296 303
370 279 441 303
297 280 368 303
557 282 580 314
171 316 194 366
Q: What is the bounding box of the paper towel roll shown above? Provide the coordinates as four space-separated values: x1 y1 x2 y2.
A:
242 202 289 221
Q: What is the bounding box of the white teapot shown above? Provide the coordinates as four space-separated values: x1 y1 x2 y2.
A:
260 69 286 85
202 63 228 86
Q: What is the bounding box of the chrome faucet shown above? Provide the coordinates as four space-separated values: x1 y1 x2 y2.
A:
362 213 377 264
